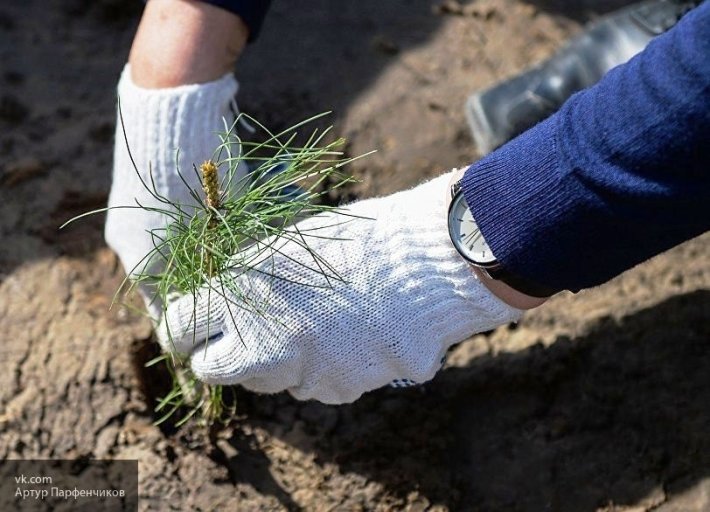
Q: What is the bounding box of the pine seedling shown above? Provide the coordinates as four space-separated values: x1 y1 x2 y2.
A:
64 108 372 426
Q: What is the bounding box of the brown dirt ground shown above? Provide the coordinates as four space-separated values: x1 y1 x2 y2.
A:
1 0 709 510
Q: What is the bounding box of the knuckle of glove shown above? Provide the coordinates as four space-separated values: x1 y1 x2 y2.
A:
189 329 294 387
156 292 220 356
155 309 189 355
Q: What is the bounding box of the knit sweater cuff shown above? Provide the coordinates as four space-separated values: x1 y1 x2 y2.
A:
197 0 273 42
460 116 570 293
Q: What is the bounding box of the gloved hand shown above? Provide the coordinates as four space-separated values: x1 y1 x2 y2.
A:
105 65 246 317
157 170 522 404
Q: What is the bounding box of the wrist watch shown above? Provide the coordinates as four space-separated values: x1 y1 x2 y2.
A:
447 181 557 298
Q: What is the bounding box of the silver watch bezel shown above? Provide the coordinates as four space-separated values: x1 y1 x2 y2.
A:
447 184 500 270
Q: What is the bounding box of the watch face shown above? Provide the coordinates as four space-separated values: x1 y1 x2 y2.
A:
448 190 497 266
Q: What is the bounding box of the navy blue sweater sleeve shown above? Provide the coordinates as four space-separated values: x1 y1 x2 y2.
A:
461 2 710 293
197 1 272 41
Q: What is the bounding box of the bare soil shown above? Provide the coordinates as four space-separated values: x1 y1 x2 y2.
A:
1 1 708 510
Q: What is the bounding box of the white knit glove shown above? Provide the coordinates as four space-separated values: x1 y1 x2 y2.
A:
157 170 522 404
105 65 247 317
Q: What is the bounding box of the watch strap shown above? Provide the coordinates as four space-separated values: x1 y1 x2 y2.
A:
484 265 559 299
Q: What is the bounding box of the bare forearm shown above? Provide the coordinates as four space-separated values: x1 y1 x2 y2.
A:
129 0 248 88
